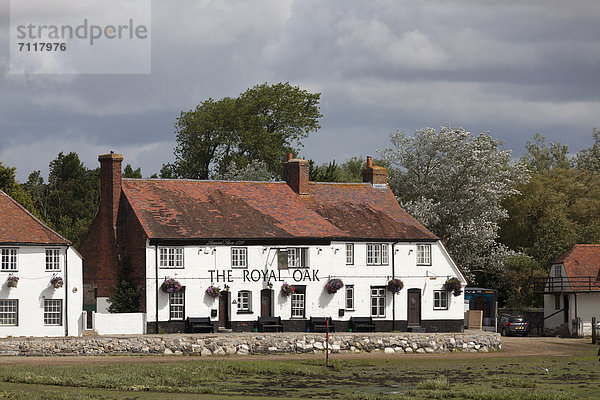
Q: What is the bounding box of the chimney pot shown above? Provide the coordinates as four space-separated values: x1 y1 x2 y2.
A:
287 152 293 161
366 156 373 168
363 156 387 186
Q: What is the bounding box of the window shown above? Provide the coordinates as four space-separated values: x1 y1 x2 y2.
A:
371 287 386 317
1 248 17 271
45 248 60 271
159 247 184 268
291 287 305 318
553 265 561 277
346 243 354 265
43 299 62 326
277 248 308 269
169 291 185 320
0 300 18 326
366 244 388 265
231 247 248 268
554 294 560 310
417 244 431 265
433 291 448 310
345 285 354 310
237 290 251 312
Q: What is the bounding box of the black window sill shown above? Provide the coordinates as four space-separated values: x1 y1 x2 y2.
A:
236 311 254 315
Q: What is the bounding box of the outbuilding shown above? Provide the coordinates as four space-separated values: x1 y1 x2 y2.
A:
79 153 466 333
0 190 83 337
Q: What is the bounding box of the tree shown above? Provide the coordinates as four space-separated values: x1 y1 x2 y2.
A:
122 164 142 178
213 159 275 181
107 258 141 313
172 82 322 179
0 162 36 212
572 127 600 172
379 125 528 281
521 133 570 172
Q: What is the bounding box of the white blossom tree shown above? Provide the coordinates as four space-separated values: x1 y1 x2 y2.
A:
213 159 275 181
379 125 529 281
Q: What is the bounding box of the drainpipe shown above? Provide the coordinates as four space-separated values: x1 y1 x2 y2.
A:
391 240 402 331
64 245 69 337
574 293 578 337
155 243 159 334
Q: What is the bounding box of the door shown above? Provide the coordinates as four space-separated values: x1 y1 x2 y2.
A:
407 289 421 326
219 291 230 328
260 289 272 317
563 295 569 324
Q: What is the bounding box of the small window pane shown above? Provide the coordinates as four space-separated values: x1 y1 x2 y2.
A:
433 291 448 310
169 291 185 320
160 247 184 268
0 300 18 326
46 249 60 270
1 248 17 271
232 248 247 268
417 244 431 265
345 285 354 310
370 287 385 317
238 291 251 311
346 244 354 265
291 289 305 318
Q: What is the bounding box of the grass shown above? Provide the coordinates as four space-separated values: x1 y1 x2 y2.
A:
0 350 597 399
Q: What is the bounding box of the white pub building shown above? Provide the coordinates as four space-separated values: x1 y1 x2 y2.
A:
80 153 466 333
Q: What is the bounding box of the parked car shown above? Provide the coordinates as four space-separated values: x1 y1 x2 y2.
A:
498 313 530 336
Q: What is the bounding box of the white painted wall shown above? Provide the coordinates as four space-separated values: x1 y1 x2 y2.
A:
93 312 146 335
144 240 466 327
544 292 600 336
0 245 83 338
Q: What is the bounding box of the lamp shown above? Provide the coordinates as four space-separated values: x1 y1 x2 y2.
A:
268 282 273 289
224 284 230 291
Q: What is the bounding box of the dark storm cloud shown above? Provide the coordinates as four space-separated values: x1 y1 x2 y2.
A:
1 0 599 180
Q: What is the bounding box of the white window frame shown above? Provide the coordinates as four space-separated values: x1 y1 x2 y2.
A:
45 248 61 271
553 265 561 277
278 248 308 269
237 290 251 312
346 243 354 265
43 299 62 326
231 247 248 269
0 299 18 326
433 290 448 310
159 247 184 268
370 287 386 317
1 248 17 271
366 243 389 266
417 244 432 266
345 285 354 310
291 288 305 318
169 291 185 320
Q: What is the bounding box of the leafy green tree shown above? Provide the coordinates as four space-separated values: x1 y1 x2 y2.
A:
0 162 36 212
495 254 546 308
173 82 322 179
572 127 600 172
214 159 275 181
521 133 570 172
107 258 141 313
122 164 142 178
379 126 528 281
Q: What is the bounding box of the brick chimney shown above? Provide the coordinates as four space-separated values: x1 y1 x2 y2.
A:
363 156 387 185
98 152 123 227
284 153 310 195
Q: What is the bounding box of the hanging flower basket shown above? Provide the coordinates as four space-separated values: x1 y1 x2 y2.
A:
50 276 64 289
324 278 344 294
161 278 182 293
280 282 295 297
6 275 19 288
443 277 463 296
387 278 404 294
205 285 220 298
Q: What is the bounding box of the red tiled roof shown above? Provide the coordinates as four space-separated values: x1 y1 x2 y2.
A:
0 190 70 245
121 179 437 241
553 244 600 279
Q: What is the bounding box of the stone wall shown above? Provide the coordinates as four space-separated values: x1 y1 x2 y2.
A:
0 332 500 356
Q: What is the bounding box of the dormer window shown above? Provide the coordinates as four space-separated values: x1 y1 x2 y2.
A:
417 244 431 266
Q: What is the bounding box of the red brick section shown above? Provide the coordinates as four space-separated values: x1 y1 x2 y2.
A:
553 244 600 290
78 153 123 298
284 158 310 195
363 156 388 185
0 190 70 245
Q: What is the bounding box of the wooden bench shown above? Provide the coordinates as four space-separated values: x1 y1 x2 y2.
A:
309 317 335 333
257 316 283 332
350 317 376 332
186 317 217 333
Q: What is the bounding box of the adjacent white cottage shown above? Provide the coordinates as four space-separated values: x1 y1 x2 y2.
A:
0 190 83 337
80 153 467 333
538 244 600 337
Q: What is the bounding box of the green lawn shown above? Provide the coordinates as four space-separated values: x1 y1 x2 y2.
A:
0 350 598 399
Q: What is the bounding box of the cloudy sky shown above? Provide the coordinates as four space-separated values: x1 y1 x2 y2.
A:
1 0 599 181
